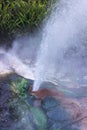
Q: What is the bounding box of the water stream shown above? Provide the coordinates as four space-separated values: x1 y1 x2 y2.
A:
33 0 87 92
1 1 87 129
0 0 87 97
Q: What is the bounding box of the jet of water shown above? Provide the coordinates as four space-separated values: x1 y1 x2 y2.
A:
33 0 87 91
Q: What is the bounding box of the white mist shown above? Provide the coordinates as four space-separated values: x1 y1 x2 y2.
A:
33 0 87 91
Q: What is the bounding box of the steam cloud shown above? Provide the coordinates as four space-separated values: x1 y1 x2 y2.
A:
0 0 87 91
33 0 87 91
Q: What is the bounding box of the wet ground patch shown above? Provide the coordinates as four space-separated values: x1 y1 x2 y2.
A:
0 74 86 130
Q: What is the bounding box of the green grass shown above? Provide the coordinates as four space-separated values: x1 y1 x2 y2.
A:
0 0 56 38
11 77 28 97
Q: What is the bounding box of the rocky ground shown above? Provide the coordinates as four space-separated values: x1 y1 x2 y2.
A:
0 74 87 130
